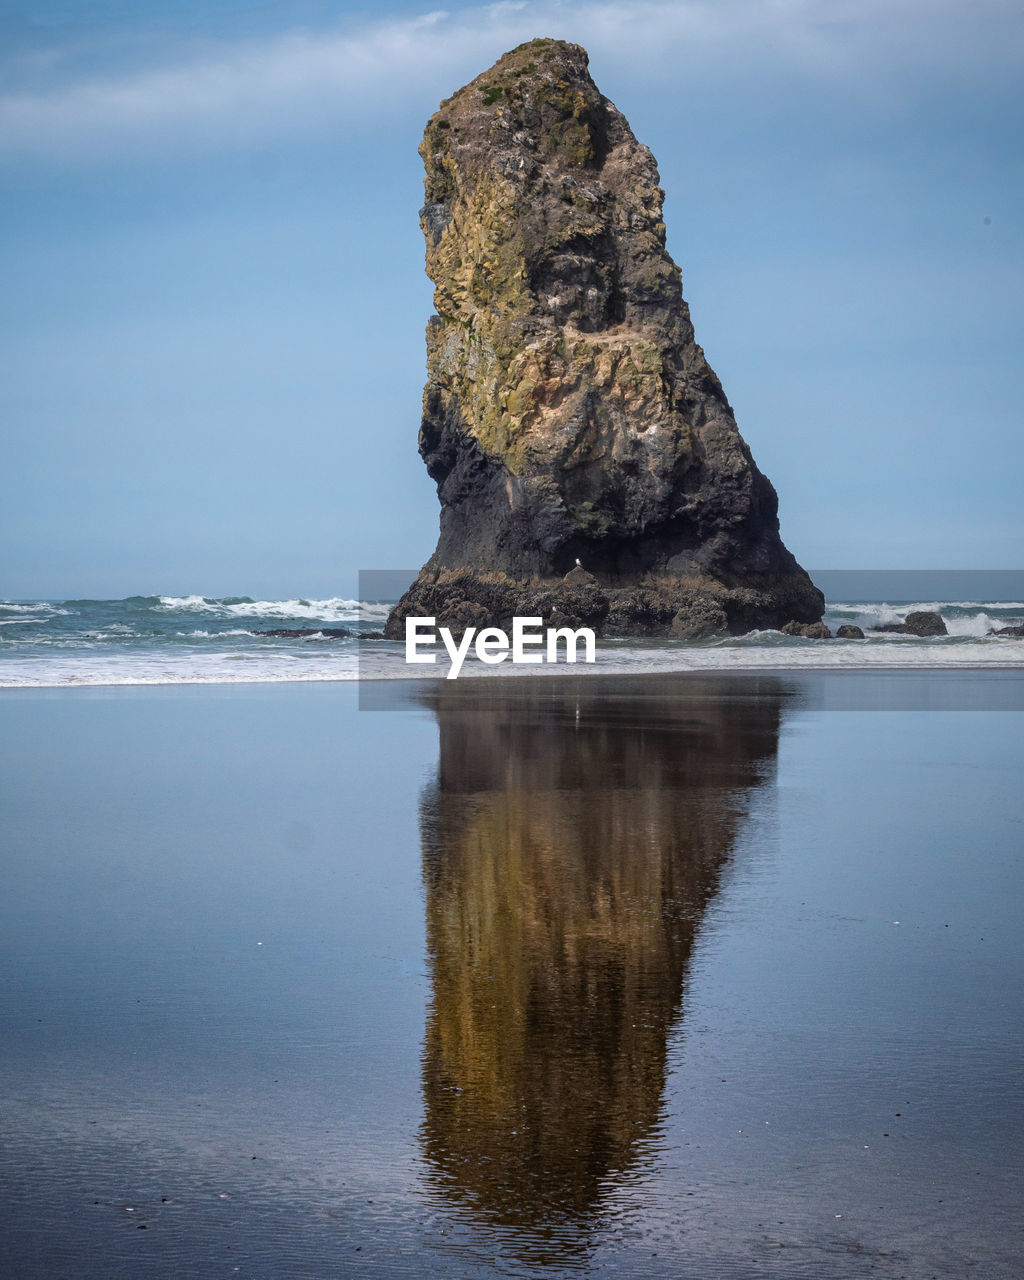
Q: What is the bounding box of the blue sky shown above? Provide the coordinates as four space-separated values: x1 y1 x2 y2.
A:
1 0 1021 599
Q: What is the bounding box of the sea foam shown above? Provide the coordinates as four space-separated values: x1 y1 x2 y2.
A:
1 592 1022 688
154 595 372 622
826 601 1024 637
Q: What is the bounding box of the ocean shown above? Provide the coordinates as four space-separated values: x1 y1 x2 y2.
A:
2 571 1023 686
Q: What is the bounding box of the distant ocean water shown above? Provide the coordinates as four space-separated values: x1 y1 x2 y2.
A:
2 573 1023 687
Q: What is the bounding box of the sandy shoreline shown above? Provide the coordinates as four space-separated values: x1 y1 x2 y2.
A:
2 665 1022 1278
4 665 1024 715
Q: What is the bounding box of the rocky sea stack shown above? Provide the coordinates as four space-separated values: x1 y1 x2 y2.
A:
385 39 824 639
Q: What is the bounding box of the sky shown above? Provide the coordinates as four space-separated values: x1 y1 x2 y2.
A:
1 0 1021 599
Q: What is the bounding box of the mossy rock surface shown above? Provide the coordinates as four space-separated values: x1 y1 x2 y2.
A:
390 40 823 637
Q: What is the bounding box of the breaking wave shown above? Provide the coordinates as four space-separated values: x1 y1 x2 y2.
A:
153 595 371 622
0 602 72 617
1 588 1021 688
826 601 1024 638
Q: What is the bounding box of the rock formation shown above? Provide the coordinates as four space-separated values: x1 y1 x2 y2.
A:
782 620 832 639
873 611 948 637
385 39 823 639
253 627 352 638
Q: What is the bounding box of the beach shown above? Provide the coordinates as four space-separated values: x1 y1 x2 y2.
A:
4 0 1020 1274
2 672 1022 1278
3 580 1024 687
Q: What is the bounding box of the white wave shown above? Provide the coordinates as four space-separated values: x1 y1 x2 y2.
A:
154 595 375 622
2 636 1024 688
531 639 1024 677
0 649 359 687
825 600 1024 637
351 601 393 621
942 612 1010 638
828 601 1024 619
0 602 71 616
829 601 1024 612
176 628 260 638
176 627 363 639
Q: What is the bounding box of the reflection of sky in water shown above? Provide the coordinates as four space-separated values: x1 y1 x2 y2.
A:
1 676 1022 1278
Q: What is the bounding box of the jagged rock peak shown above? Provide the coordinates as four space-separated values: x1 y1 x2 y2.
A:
385 39 823 639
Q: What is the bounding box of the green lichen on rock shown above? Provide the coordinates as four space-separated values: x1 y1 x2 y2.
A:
387 39 823 639
571 501 613 538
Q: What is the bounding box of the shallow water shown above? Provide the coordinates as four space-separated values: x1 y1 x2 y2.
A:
2 581 1024 685
1 673 1022 1277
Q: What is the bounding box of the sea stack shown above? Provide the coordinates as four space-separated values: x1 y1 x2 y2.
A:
385 39 824 638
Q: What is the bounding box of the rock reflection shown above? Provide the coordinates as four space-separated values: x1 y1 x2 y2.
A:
418 677 785 1257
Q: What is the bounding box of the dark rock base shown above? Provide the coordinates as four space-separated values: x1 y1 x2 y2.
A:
254 627 351 638
872 611 947 637
782 620 832 639
384 568 825 641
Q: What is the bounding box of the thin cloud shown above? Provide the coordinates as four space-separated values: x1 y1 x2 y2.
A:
0 0 1019 161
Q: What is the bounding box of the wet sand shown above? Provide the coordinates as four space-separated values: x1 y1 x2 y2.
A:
2 673 1022 1277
